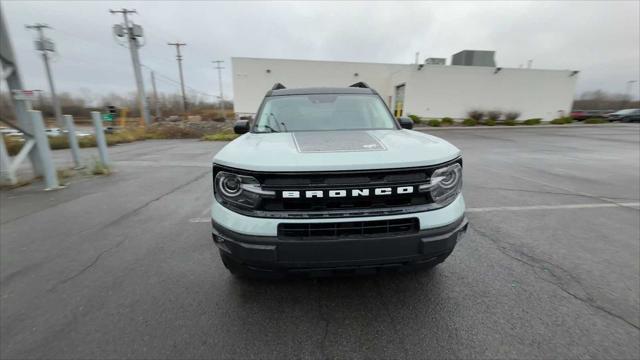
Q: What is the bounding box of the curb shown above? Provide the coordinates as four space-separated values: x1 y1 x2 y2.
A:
414 123 638 131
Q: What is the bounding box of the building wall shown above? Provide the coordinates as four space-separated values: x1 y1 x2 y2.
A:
232 57 577 121
400 66 577 120
232 57 405 114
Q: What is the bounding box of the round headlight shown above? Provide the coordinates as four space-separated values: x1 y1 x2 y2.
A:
220 174 242 197
438 168 459 189
429 163 462 204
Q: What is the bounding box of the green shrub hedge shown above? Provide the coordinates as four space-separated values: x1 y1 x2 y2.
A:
462 118 477 126
584 118 606 124
441 117 454 125
550 117 573 124
427 119 441 127
483 119 496 126
522 118 541 125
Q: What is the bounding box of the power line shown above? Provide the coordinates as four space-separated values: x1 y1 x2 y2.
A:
141 64 216 98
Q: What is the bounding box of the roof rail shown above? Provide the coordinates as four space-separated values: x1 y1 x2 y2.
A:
272 83 286 90
349 81 371 89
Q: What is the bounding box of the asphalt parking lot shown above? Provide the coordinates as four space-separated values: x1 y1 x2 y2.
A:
1 125 639 359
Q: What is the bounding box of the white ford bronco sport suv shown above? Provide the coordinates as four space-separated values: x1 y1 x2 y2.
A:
211 82 467 277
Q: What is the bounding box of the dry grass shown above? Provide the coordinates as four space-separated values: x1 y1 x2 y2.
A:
201 130 239 141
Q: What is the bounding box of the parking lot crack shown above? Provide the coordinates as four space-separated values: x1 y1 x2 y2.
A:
375 278 410 360
468 222 640 331
315 280 330 360
46 170 210 292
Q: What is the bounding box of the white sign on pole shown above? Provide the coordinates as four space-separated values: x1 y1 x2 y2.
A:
12 90 38 101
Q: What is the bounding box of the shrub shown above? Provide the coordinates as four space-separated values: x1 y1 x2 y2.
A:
462 118 477 126
467 110 484 122
201 130 239 141
486 111 502 121
504 111 521 121
2 136 24 156
503 119 517 126
483 119 496 126
441 117 454 126
550 117 573 125
90 158 110 175
584 118 606 124
523 118 541 125
427 119 441 127
145 126 200 139
408 114 422 124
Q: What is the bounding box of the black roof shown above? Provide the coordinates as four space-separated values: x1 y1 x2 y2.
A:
267 87 376 97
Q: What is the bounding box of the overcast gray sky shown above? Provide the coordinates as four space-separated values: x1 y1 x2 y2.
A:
3 0 639 102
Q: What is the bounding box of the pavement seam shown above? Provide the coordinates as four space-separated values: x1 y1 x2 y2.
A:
484 165 640 211
468 222 640 331
473 185 640 203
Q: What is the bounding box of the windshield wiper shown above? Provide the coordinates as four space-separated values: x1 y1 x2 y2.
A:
262 125 279 133
268 112 288 132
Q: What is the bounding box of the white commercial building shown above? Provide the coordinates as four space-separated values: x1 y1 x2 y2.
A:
232 53 578 121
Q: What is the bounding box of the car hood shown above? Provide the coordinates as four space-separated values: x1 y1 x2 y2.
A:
213 129 461 172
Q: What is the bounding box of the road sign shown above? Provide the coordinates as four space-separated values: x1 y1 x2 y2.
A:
12 90 39 101
101 113 114 121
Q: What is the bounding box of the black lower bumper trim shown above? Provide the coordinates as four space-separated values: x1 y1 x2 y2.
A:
212 216 468 272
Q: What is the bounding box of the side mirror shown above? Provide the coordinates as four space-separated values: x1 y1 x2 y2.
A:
397 117 414 129
233 120 250 134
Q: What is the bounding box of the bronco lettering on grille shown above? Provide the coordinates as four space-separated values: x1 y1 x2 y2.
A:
281 186 414 199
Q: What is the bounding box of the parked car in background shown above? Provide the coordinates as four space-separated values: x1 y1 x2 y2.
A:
606 109 640 122
570 110 612 121
44 128 63 137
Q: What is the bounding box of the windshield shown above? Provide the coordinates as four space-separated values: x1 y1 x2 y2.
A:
253 94 397 132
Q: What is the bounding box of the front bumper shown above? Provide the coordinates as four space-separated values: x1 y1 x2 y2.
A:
213 216 467 273
211 195 467 273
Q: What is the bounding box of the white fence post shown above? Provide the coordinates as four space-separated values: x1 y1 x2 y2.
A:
63 114 82 168
0 135 17 185
90 111 109 166
30 110 60 190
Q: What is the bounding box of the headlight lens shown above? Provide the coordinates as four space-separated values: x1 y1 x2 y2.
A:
420 163 462 205
215 171 275 209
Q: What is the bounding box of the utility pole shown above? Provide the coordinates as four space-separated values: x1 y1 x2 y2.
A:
25 23 63 128
150 70 161 119
212 60 224 117
168 42 187 112
109 8 151 125
626 80 637 101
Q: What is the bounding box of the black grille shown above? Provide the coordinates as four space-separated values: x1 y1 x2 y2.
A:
278 218 419 240
213 158 461 218
260 166 437 212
